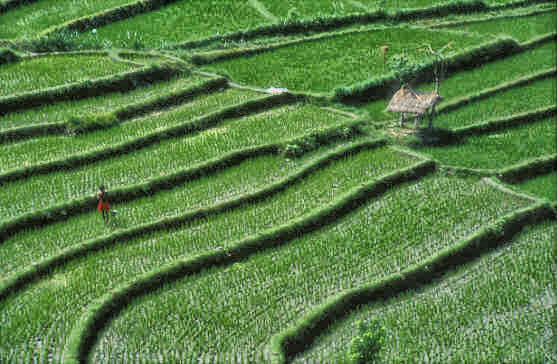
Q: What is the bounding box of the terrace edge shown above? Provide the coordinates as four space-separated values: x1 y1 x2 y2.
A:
0 92 298 185
61 158 435 364
0 77 228 142
268 200 556 363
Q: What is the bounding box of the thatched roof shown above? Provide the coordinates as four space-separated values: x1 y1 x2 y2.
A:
386 85 443 115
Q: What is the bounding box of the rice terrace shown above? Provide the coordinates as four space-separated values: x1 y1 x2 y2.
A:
0 0 556 362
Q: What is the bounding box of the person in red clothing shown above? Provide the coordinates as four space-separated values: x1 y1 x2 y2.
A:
96 185 110 224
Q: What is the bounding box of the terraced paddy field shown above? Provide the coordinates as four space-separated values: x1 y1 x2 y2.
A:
71 0 270 49
0 72 210 131
0 101 351 220
90 174 533 363
294 219 557 363
514 171 557 202
202 26 483 93
435 8 557 43
0 84 260 172
0 53 135 96
417 117 556 170
0 1 555 364
0 140 383 276
356 37 556 117
251 0 489 21
63 0 462 49
0 0 140 39
0 144 423 361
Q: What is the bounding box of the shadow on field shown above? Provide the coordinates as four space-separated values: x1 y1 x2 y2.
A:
406 126 464 148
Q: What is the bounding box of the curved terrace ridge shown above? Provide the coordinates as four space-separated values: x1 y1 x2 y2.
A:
0 118 365 242
0 92 298 184
0 138 386 300
0 62 183 115
268 201 556 363
0 77 228 143
62 159 435 364
172 1 551 49
0 3 554 363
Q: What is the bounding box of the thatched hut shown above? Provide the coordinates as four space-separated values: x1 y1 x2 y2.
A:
386 85 443 129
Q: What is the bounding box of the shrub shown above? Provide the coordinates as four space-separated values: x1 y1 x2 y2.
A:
346 318 385 364
387 52 421 86
280 123 363 158
26 30 79 52
77 30 110 50
65 113 118 135
0 48 21 65
282 143 304 158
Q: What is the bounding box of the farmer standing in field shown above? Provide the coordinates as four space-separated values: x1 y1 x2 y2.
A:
97 185 111 224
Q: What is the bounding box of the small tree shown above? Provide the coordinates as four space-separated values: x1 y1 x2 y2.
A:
387 52 421 127
346 318 386 364
419 41 453 93
387 52 420 87
0 48 21 65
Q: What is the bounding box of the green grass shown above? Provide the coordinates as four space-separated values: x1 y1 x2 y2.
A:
75 0 270 49
443 10 557 43
514 171 557 201
0 0 142 39
117 52 165 65
433 76 556 129
296 220 556 364
0 146 418 362
0 87 260 172
0 104 345 221
204 26 482 93
89 174 533 362
0 54 134 97
417 117 557 170
0 73 208 131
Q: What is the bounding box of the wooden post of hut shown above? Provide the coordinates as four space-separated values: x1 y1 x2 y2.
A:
380 45 389 63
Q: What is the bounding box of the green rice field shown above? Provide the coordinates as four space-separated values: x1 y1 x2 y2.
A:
0 140 375 276
68 0 487 49
362 36 556 121
0 0 138 39
74 0 269 49
0 103 346 220
417 117 556 170
0 1 555 363
0 54 134 96
419 40 556 104
441 9 557 43
295 219 556 363
0 87 260 171
0 145 419 362
0 73 208 130
515 171 557 201
91 174 533 362
204 26 482 93
433 75 556 129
